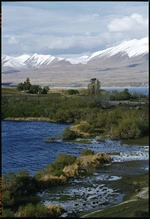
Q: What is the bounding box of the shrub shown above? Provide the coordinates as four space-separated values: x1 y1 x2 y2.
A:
2 208 14 217
80 148 94 156
17 203 64 217
110 118 141 139
46 153 77 176
34 169 46 181
2 190 14 208
46 154 76 176
62 127 79 140
54 153 76 166
2 170 38 207
78 123 95 133
67 89 79 95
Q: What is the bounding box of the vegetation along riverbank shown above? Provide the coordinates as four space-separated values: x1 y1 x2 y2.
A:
81 173 149 218
2 80 149 143
2 80 149 217
2 150 112 217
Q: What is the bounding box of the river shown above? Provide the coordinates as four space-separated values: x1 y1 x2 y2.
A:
2 120 149 216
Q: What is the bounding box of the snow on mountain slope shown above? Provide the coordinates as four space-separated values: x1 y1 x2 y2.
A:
17 54 31 63
66 55 89 64
88 37 148 60
24 53 57 67
2 55 27 68
2 37 148 68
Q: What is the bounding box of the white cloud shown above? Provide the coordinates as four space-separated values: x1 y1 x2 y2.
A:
7 36 18 45
2 2 148 56
108 13 148 32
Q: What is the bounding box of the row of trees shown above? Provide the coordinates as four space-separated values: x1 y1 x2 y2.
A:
17 78 50 94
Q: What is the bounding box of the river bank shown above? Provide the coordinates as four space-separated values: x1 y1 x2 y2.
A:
3 117 149 146
81 173 149 218
4 117 56 122
2 120 149 217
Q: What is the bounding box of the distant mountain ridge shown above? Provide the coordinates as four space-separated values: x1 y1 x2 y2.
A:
2 37 148 69
2 37 148 88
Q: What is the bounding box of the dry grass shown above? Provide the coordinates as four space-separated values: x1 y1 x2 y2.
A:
70 121 91 137
40 174 68 185
46 204 64 215
63 152 111 177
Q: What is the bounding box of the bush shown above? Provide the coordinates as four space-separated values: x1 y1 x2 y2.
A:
2 170 38 208
2 190 15 208
2 208 14 217
62 127 79 140
46 153 76 176
110 118 141 139
80 148 94 156
17 203 64 217
78 123 94 133
67 89 79 95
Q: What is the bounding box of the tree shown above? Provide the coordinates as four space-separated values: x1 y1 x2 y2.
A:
67 89 79 95
41 86 50 94
17 78 31 91
26 78 31 85
88 78 100 95
121 88 131 100
29 85 41 94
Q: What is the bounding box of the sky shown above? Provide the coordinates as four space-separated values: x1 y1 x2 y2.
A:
2 1 149 57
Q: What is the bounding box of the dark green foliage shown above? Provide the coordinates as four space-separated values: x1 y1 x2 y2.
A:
17 203 64 217
2 86 149 140
46 153 76 176
80 149 94 156
78 123 95 133
2 190 15 207
29 84 41 94
62 127 80 140
17 78 49 94
110 88 131 100
17 78 31 91
55 153 76 167
2 170 38 208
67 89 79 95
34 169 46 181
41 86 50 94
2 208 15 217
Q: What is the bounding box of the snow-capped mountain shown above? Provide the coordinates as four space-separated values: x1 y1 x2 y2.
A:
2 53 61 69
2 37 148 69
2 55 27 68
2 37 148 88
88 37 148 61
24 53 62 67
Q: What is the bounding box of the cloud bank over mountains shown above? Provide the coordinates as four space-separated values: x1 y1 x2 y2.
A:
2 2 148 56
2 37 148 68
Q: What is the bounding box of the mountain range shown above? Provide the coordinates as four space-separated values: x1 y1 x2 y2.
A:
2 37 148 88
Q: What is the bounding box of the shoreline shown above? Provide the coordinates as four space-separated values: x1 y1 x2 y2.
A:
3 118 149 217
81 186 149 218
3 117 56 122
3 117 149 146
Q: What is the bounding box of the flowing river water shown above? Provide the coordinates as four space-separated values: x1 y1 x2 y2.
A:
2 120 149 217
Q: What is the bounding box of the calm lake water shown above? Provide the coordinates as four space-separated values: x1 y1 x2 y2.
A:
2 120 149 176
103 87 149 95
2 120 149 216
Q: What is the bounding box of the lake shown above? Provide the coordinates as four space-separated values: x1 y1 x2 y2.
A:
2 120 149 176
2 120 149 216
102 87 149 95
